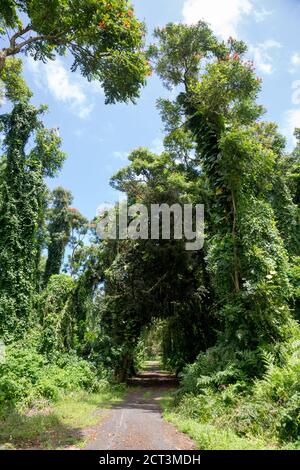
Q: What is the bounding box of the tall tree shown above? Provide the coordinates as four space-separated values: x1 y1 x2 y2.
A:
150 23 294 369
0 0 150 103
44 187 72 284
66 208 89 277
44 188 88 283
289 129 300 207
0 103 65 339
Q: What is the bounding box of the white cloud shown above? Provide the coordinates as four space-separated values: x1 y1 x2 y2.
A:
289 53 300 74
27 57 102 119
292 80 300 105
113 137 164 163
0 93 6 107
249 40 282 74
253 7 272 23
282 81 300 148
89 81 104 94
77 103 95 119
150 137 164 154
43 60 86 104
182 0 253 39
291 53 300 67
283 109 300 148
113 151 130 161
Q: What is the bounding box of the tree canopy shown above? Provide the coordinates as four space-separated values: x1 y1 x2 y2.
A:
0 0 150 103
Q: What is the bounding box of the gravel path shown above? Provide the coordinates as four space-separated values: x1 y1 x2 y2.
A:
85 363 195 451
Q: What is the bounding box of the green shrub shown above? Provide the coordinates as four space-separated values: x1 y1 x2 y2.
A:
0 341 107 407
174 326 300 447
278 393 300 441
37 274 75 357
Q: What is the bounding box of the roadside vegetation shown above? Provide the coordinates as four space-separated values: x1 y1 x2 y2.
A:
0 2 299 450
159 329 300 451
0 386 125 450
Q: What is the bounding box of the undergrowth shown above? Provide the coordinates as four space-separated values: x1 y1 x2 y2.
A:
160 324 300 450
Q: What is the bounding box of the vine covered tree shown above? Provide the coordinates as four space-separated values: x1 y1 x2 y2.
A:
149 22 296 371
44 187 88 284
0 103 65 339
44 187 73 285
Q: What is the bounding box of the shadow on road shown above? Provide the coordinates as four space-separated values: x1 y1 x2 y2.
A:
127 360 178 387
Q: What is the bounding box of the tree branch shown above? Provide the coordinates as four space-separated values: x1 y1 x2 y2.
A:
12 33 66 54
10 24 32 50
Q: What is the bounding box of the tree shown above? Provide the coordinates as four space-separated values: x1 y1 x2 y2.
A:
0 57 32 105
66 208 89 277
150 22 294 370
0 0 150 103
38 274 75 357
289 129 300 207
0 102 65 339
44 187 73 285
285 130 300 320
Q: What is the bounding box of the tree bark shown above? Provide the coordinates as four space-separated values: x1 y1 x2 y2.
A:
0 51 7 73
231 190 240 292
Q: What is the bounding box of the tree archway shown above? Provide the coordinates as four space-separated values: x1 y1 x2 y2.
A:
99 235 216 382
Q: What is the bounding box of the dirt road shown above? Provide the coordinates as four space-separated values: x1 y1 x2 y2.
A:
85 363 195 450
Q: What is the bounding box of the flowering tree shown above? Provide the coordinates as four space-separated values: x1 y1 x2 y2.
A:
0 0 150 103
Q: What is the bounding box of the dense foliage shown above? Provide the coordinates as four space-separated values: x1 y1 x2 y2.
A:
0 10 299 449
0 0 150 103
0 103 65 339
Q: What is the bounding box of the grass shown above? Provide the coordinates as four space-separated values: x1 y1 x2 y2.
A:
0 385 126 450
158 391 274 451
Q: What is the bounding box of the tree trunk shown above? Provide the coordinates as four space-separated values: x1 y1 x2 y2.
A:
115 354 131 383
231 190 240 292
0 51 7 73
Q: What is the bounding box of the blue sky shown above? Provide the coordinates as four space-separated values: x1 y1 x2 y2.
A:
18 0 300 220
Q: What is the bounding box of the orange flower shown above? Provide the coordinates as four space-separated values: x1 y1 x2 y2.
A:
123 19 130 28
128 9 134 17
98 20 106 29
